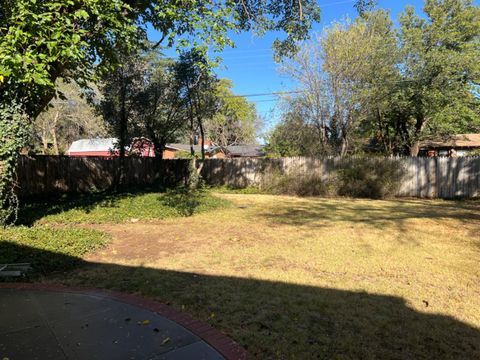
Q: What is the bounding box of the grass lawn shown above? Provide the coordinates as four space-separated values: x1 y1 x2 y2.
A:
1 189 227 274
18 188 229 224
3 192 480 359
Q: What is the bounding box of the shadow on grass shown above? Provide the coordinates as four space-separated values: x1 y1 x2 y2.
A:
17 187 209 225
1 242 479 359
158 188 206 216
258 197 480 230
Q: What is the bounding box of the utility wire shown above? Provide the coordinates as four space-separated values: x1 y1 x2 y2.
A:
227 90 303 98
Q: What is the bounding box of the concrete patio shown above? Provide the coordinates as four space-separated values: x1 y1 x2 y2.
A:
0 286 247 360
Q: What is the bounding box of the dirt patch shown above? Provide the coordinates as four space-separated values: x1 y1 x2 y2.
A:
83 221 197 262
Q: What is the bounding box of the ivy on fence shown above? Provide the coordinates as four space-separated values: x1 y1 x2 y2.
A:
0 101 30 225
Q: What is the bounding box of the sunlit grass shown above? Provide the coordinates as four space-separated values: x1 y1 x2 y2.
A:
18 189 230 224
35 193 480 359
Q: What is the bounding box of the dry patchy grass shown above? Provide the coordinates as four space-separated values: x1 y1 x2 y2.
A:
33 194 480 359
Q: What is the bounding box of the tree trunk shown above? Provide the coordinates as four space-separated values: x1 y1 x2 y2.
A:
199 118 206 161
409 141 420 156
340 136 348 157
51 111 60 155
189 115 195 157
116 71 128 188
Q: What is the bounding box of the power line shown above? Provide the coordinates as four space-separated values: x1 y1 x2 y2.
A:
228 90 303 98
322 0 355 7
248 99 281 103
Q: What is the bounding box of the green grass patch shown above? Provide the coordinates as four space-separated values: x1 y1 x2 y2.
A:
19 188 230 225
212 185 264 195
0 226 107 275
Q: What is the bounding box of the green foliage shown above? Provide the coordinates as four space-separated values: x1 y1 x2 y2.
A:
0 0 139 117
277 2 480 156
98 52 151 159
467 148 480 156
0 226 106 275
370 0 480 155
0 0 320 120
19 189 229 225
337 158 403 199
206 79 258 147
265 106 324 157
261 168 332 197
159 186 224 216
212 185 265 195
174 49 219 159
381 0 480 154
0 101 30 224
240 159 404 199
355 0 378 16
276 10 398 156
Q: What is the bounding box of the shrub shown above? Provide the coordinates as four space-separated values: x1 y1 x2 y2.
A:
261 167 332 197
337 157 403 199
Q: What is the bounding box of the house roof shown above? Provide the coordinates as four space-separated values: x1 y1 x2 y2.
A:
166 143 222 154
421 134 480 149
226 145 265 157
68 138 117 153
166 143 264 157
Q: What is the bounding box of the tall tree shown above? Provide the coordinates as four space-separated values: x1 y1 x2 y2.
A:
0 0 321 121
133 55 188 158
206 79 258 147
265 99 324 157
99 54 149 160
278 1 480 156
280 10 397 156
395 0 480 155
33 81 107 155
174 50 219 160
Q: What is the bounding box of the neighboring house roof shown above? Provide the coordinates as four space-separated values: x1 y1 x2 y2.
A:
166 143 222 154
226 145 265 157
421 134 480 149
166 144 264 157
68 138 117 154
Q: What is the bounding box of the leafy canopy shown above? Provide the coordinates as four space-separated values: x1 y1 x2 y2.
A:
206 79 258 147
0 0 321 118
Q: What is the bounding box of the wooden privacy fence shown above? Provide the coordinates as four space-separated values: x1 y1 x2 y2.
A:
200 157 480 198
15 156 480 198
16 156 190 197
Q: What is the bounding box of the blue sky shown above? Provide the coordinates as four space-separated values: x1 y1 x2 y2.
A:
148 0 478 131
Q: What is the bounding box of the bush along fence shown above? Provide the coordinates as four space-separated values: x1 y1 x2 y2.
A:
200 156 480 199
15 156 480 199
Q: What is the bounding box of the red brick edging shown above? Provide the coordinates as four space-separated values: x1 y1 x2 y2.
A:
0 283 254 360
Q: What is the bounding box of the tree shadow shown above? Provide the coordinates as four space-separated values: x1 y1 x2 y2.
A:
158 188 206 216
1 242 479 359
17 187 209 226
17 188 158 226
257 197 480 228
